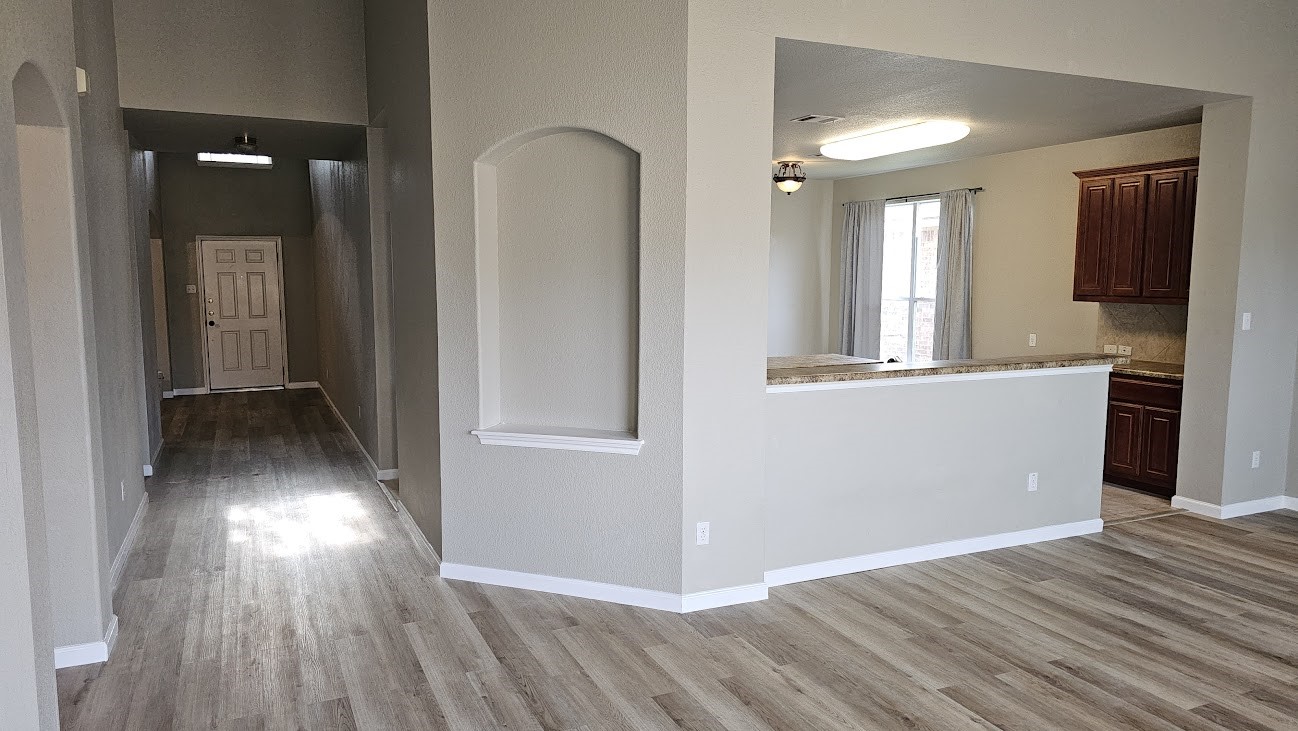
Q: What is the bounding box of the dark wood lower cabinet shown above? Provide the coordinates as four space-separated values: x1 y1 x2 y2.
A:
1104 375 1182 497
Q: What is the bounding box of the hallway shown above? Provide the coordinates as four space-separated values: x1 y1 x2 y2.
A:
55 390 441 728
51 390 1298 730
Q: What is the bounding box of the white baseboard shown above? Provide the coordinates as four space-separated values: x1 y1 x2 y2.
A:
143 438 165 477
162 390 175 399
377 480 439 564
315 384 397 483
764 518 1104 587
287 380 321 389
54 614 118 669
440 564 685 612
170 386 210 396
376 468 399 481
439 563 766 613
681 583 769 612
110 494 149 592
1171 495 1293 519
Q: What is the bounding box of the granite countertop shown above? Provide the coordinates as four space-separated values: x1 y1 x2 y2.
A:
766 354 882 369
767 353 1129 386
1112 360 1184 381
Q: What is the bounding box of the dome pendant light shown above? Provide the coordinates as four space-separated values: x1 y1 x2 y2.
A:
773 161 807 195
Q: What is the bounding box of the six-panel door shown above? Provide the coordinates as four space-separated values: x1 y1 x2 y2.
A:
201 239 286 390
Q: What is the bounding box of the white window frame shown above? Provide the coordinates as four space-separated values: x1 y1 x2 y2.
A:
882 196 939 362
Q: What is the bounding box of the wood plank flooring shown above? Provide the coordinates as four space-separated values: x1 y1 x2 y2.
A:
57 389 1298 729
1101 484 1183 525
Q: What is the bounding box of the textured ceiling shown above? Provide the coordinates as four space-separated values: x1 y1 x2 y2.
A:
123 109 366 160
774 39 1238 180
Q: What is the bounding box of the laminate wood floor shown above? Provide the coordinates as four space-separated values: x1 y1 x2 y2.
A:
1101 484 1183 525
57 389 1298 730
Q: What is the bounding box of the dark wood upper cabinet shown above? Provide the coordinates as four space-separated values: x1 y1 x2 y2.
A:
1072 158 1198 304
1073 179 1112 297
1108 175 1147 298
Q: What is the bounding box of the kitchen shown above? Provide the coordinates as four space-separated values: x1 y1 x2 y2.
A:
763 40 1236 577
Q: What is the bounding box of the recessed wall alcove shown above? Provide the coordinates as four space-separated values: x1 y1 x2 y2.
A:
472 128 642 454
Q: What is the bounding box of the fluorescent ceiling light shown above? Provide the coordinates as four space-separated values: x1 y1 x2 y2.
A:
819 121 970 161
197 152 273 168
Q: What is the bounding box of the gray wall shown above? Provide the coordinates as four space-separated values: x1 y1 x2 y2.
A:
680 0 1298 596
766 372 1108 571
364 0 437 543
428 0 688 591
75 0 146 615
112 0 368 124
490 130 640 432
157 154 318 389
309 149 379 462
1 0 118 721
128 146 162 462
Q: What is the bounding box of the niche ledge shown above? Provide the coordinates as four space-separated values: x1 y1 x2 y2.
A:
471 424 643 455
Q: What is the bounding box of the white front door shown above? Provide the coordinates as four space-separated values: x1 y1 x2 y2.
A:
201 238 286 390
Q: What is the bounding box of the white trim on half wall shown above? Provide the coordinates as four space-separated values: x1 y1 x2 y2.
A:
1171 494 1294 519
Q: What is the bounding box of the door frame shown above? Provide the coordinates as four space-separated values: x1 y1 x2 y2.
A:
195 235 290 391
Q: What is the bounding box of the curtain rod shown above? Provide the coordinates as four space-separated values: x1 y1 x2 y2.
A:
841 187 983 206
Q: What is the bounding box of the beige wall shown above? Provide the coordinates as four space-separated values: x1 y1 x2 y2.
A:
428 0 688 592
686 0 1298 594
831 124 1202 359
112 0 368 124
767 370 1108 571
768 179 833 356
157 153 319 389
309 148 380 465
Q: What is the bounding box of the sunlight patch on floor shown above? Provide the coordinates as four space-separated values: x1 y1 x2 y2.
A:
226 492 372 555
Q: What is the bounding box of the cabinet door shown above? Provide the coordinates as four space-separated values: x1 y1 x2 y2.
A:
1107 174 1147 297
1074 178 1112 298
1142 170 1187 299
1178 168 1198 299
1140 407 1180 495
1105 402 1144 480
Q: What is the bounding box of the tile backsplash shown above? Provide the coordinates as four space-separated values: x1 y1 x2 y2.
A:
1096 303 1188 363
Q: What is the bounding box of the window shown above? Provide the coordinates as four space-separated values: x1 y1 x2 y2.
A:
881 197 940 361
196 152 273 169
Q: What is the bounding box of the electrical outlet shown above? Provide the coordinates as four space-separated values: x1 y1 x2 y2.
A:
120 480 126 501
1028 333 1038 347
1118 345 1133 356
1251 450 1261 469
1103 344 1118 354
1027 472 1039 492
186 284 197 294
696 521 710 545
1242 312 1253 331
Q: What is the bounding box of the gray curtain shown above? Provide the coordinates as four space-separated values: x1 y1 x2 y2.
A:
838 199 886 357
933 189 975 360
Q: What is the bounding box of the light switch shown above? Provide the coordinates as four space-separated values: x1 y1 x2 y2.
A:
1242 312 1252 331
186 284 197 294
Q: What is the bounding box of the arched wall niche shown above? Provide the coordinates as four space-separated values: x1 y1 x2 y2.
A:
2 60 69 726
473 127 642 452
10 61 110 657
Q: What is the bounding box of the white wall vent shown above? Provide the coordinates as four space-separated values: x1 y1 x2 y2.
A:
789 114 843 124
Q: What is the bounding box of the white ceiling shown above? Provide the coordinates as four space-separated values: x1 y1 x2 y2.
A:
124 109 366 160
774 40 1238 180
